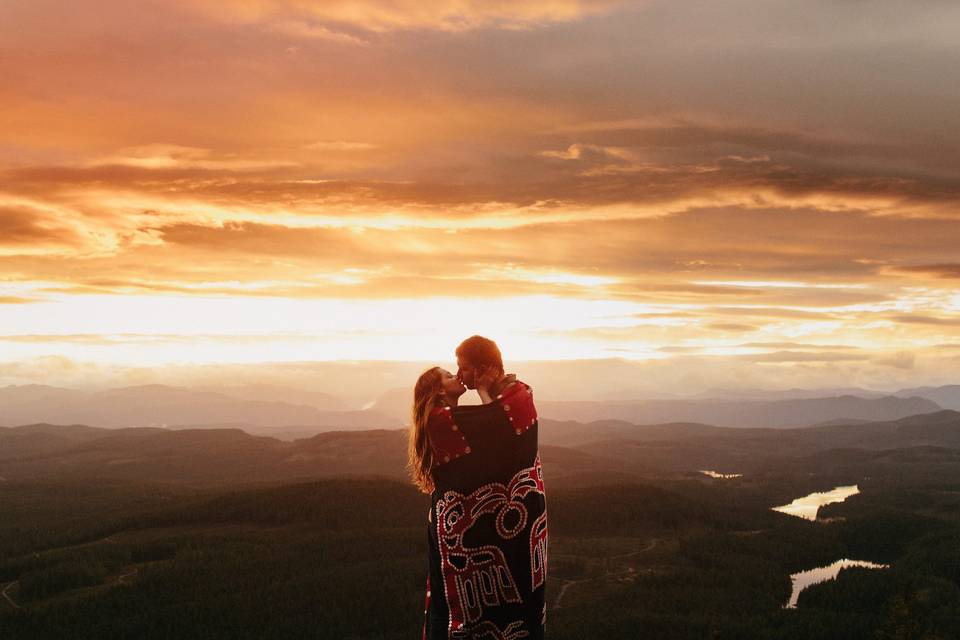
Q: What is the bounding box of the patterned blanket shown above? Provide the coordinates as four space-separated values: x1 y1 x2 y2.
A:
423 381 548 640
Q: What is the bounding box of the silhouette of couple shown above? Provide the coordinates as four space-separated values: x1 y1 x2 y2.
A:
409 336 547 640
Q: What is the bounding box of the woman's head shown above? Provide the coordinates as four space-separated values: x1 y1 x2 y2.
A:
414 367 466 408
408 367 465 494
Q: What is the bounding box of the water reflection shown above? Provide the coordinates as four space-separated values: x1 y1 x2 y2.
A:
700 470 742 479
786 558 888 608
773 485 859 521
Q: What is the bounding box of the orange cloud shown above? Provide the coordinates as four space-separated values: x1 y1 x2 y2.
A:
2 0 960 382
0 206 81 251
87 145 300 171
889 264 960 279
179 0 624 32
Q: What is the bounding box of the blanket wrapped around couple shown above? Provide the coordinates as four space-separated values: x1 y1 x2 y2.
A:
422 380 548 640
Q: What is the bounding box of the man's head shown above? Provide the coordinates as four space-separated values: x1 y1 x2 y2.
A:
455 335 504 390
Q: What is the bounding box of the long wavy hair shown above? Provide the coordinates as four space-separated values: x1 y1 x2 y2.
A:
408 367 444 494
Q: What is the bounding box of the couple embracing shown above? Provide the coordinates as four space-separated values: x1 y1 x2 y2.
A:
408 335 548 640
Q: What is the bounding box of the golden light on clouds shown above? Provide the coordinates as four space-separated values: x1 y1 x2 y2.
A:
180 0 622 32
2 0 960 391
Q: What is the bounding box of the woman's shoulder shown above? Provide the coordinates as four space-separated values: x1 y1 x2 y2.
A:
427 405 456 429
426 404 470 466
429 404 453 418
426 404 455 430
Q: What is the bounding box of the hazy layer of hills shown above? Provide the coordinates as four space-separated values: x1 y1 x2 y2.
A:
3 383 956 435
3 410 958 488
892 384 960 409
536 395 941 428
376 387 941 428
0 384 398 434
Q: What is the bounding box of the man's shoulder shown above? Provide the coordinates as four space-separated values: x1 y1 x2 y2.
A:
495 377 534 402
491 373 522 399
495 377 538 434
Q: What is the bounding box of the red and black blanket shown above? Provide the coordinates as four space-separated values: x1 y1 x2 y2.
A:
423 380 548 640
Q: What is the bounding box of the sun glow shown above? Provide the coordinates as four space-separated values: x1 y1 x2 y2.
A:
0 294 649 365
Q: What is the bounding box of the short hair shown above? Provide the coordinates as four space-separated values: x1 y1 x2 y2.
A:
456 335 504 373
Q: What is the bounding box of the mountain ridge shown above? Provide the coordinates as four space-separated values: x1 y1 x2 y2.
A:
3 410 958 488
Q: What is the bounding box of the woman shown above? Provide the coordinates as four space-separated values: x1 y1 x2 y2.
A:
409 366 547 640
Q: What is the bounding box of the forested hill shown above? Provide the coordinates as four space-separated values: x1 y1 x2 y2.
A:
0 425 408 487
2 412 960 638
2 410 959 488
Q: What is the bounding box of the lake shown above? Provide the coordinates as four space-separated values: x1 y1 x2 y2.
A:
786 558 889 608
772 485 859 521
700 470 742 479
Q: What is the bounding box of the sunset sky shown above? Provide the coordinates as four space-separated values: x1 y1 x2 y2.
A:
2 0 959 392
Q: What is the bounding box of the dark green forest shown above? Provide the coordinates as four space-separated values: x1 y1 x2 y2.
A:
3 414 960 638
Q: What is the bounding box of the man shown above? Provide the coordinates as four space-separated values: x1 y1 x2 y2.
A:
455 335 516 402
423 335 548 639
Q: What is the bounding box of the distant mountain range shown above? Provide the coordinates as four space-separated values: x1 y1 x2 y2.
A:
2 382 958 434
0 384 398 433
689 386 889 401
535 395 942 428
542 409 960 475
194 383 347 411
336 385 954 429
3 409 958 488
893 385 960 410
